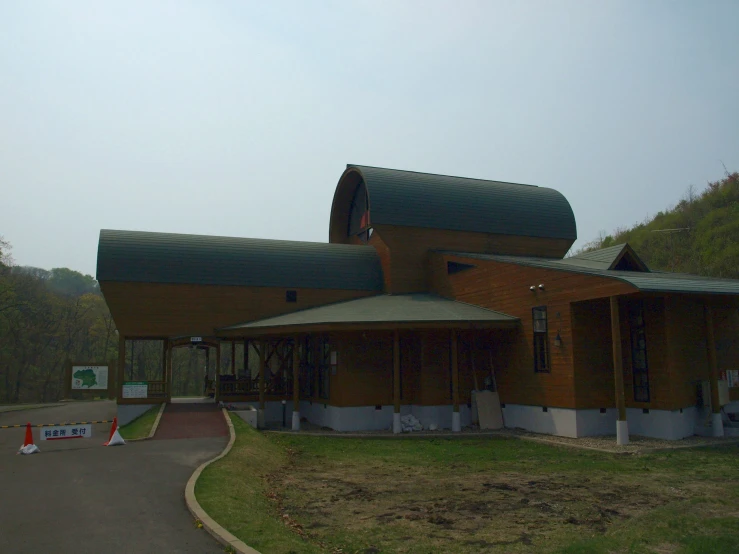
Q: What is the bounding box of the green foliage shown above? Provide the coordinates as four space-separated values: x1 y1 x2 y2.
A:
575 172 739 278
118 405 160 440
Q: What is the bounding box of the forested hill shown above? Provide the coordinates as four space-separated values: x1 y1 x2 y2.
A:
0 238 116 403
574 171 739 279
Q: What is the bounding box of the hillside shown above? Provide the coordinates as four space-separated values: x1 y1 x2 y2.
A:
574 171 739 279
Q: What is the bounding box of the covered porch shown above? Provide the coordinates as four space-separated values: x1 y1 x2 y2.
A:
217 294 519 432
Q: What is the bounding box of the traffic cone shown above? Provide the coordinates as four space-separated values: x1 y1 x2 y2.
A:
17 422 39 454
103 417 125 446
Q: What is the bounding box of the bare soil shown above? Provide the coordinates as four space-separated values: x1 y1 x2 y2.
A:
271 461 685 553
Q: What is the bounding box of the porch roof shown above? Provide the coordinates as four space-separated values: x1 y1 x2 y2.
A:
449 251 739 295
219 293 518 335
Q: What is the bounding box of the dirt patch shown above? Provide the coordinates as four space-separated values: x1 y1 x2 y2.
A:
271 464 682 552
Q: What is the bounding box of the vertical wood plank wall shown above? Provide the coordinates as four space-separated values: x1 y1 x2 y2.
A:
433 254 637 409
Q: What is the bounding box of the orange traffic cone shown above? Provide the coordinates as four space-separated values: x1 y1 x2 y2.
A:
103 417 125 446
17 422 39 454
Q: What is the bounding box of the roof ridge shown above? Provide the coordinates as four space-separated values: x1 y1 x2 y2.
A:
347 164 538 188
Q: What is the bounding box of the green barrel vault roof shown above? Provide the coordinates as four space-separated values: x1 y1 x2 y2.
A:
346 165 578 241
220 293 518 332
96 230 384 291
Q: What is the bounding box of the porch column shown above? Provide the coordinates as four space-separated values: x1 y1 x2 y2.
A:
704 305 724 437
205 347 210 396
258 339 266 429
292 337 300 431
117 334 125 402
393 329 401 434
165 339 172 403
215 342 221 403
231 341 236 375
610 296 629 445
451 329 461 432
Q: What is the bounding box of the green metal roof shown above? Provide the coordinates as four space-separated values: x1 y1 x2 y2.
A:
346 165 577 241
449 247 739 296
565 243 649 271
96 230 384 291
220 293 518 331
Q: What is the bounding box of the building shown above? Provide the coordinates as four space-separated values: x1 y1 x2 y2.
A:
97 165 739 442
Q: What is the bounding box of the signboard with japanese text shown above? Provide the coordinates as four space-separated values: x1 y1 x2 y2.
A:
728 370 739 388
39 424 92 440
71 365 108 390
122 381 148 398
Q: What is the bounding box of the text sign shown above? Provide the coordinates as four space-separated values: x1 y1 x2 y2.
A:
40 424 92 440
728 370 739 388
71 366 108 390
190 336 203 343
122 381 148 398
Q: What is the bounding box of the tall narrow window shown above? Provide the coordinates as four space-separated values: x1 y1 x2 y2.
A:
532 306 549 373
317 336 331 400
348 179 371 242
299 337 314 398
629 301 650 402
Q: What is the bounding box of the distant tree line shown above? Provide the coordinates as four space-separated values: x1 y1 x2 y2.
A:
0 237 236 403
573 171 739 278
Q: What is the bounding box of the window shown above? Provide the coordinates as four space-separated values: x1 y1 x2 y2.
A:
286 290 297 303
532 306 549 373
317 336 331 400
348 179 371 242
447 261 475 274
299 337 314 398
628 301 650 402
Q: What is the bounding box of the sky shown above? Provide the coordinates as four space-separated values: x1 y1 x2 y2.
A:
2 1 738 276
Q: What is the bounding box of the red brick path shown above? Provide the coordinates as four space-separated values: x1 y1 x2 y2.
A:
154 403 228 440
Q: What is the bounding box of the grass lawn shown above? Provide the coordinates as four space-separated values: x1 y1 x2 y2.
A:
118 406 160 440
198 416 739 554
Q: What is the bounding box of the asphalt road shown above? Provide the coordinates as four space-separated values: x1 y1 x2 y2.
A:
0 402 227 554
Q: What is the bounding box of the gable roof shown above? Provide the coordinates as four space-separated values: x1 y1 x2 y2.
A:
343 165 577 241
448 247 739 296
96 230 384 291
220 293 518 333
563 243 649 271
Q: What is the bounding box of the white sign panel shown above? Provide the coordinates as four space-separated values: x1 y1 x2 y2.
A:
728 370 739 388
39 424 92 440
122 381 148 398
71 365 109 390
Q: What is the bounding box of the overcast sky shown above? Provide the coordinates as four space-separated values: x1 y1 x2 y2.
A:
2 1 738 276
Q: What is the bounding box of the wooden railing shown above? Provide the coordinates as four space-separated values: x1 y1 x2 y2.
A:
217 374 293 398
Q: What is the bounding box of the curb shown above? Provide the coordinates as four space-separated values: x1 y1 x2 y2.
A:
184 408 261 554
127 403 167 442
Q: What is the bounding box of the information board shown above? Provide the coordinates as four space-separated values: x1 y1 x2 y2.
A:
71 365 109 390
122 381 148 398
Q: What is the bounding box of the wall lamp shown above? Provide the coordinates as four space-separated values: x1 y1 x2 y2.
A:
554 331 562 348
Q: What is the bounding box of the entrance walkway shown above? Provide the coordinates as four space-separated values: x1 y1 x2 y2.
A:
154 403 228 440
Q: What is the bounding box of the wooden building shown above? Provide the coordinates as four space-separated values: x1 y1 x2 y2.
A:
97 165 739 442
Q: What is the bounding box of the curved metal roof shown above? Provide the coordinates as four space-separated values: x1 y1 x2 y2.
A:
343 165 577 240
96 230 384 291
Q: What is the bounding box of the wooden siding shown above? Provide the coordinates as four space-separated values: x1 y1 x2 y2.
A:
374 224 573 294
434 253 637 409
100 282 374 337
572 297 670 410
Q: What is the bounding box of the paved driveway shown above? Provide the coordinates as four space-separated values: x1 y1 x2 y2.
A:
0 403 226 554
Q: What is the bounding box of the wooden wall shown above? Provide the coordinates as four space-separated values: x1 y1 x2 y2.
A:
376 225 573 294
431 253 637 409
100 282 374 337
327 330 497 408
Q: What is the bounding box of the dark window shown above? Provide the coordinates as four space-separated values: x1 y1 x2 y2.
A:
299 337 314 398
317 336 331 400
286 290 297 303
447 261 476 274
533 306 549 373
629 301 650 402
348 179 370 241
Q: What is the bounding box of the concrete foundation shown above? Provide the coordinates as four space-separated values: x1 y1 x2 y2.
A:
452 411 461 432
616 419 629 445
393 412 401 434
291 411 301 431
712 412 725 437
